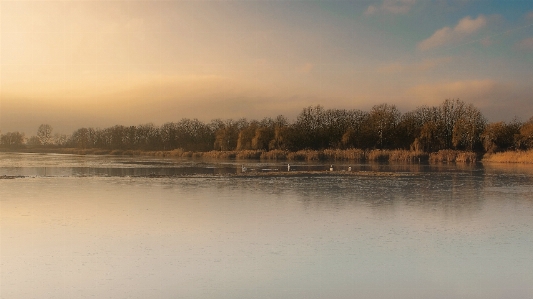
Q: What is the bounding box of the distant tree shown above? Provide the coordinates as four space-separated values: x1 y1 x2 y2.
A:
438 99 466 149
0 131 25 148
516 117 533 150
214 119 248 151
37 124 53 146
136 123 161 150
27 136 42 147
53 133 68 147
322 108 354 148
451 103 486 151
268 116 290 150
250 117 277 151
481 120 521 153
396 111 421 149
340 109 368 149
69 128 91 149
367 103 401 149
413 121 443 152
160 122 179 150
236 121 258 150
293 105 328 149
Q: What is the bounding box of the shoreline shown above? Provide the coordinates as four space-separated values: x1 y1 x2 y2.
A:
2 147 533 164
0 171 404 180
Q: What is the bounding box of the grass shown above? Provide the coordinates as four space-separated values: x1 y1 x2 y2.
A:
482 150 533 163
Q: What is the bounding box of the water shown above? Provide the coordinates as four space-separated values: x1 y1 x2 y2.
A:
1 153 533 298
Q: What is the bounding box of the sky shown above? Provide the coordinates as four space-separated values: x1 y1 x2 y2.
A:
1 0 533 135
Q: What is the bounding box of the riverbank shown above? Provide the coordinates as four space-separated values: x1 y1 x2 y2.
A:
0 147 447 162
482 150 533 164
5 147 533 164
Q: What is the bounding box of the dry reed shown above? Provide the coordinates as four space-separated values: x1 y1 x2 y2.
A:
482 150 533 163
260 150 288 160
322 149 365 161
429 150 477 163
236 150 263 159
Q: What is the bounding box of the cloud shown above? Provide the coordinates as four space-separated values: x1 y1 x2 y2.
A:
378 57 453 74
418 15 487 51
297 62 314 74
365 0 416 15
405 79 533 121
516 37 533 50
407 79 507 104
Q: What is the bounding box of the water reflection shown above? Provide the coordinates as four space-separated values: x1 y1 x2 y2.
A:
1 153 533 299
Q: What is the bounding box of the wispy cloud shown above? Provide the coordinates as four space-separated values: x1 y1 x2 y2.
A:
418 15 488 51
516 37 533 50
365 0 416 15
297 62 314 74
378 57 453 74
407 79 533 121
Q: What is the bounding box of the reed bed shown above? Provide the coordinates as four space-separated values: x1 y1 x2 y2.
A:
389 150 429 162
366 150 390 162
482 150 533 163
236 150 263 160
322 149 365 161
429 150 477 163
17 147 484 164
286 150 323 161
200 150 238 159
260 150 288 160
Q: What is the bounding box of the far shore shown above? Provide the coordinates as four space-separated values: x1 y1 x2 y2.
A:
2 147 533 164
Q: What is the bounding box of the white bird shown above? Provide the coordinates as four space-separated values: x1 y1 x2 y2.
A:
348 166 352 172
287 164 291 172
330 165 333 171
241 165 247 172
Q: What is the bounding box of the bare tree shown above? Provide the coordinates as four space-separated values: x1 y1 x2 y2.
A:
0 132 25 148
37 124 53 146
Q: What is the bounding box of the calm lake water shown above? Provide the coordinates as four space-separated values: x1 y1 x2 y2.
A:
1 152 533 299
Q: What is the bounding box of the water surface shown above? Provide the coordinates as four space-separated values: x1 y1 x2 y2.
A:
1 153 533 298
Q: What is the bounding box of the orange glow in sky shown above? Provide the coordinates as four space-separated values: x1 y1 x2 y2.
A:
1 1 533 134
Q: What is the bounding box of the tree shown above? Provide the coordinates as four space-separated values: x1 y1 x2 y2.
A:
340 109 368 149
160 122 179 150
213 119 248 151
69 128 91 149
27 136 42 147
451 103 486 151
293 105 327 149
236 121 258 150
37 124 53 146
0 132 25 148
516 117 533 150
268 116 290 150
481 120 521 153
414 121 443 152
367 103 401 149
438 99 466 149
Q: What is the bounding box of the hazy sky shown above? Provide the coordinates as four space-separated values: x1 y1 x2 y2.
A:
1 0 533 135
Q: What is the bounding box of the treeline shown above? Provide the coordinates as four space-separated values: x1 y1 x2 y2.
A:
1 99 533 155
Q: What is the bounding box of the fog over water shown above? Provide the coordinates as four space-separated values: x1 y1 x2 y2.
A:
1 153 533 299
